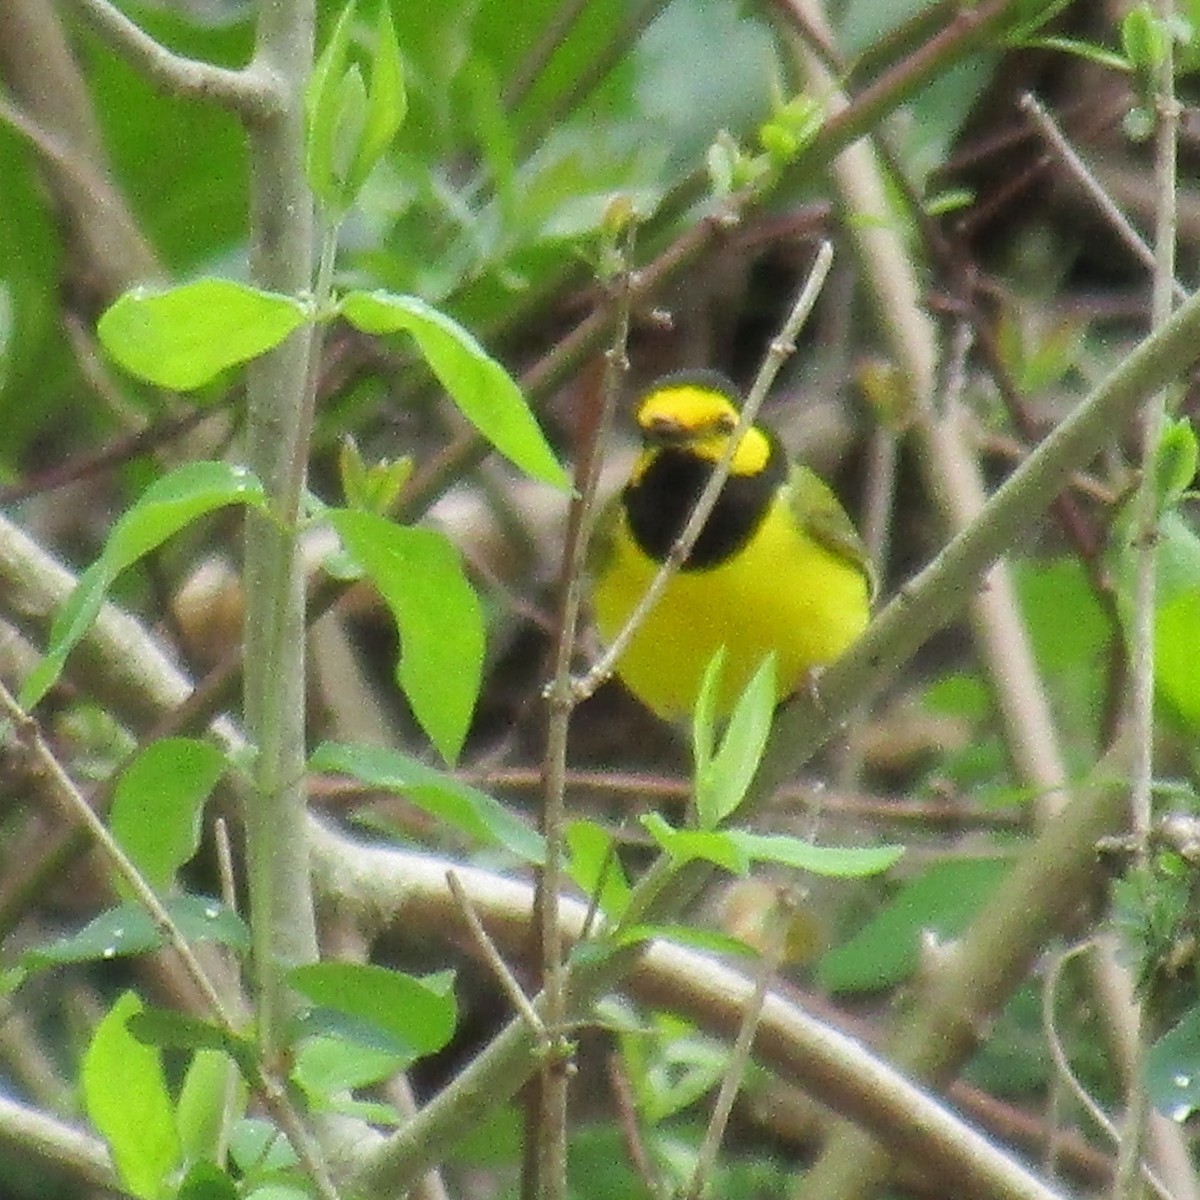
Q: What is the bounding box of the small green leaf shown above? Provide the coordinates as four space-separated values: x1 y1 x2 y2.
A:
819 857 1010 993
349 1 406 196
1146 1004 1200 1121
566 819 629 919
127 1008 253 1064
1157 589 1200 729
292 1033 408 1099
728 831 903 878
229 1118 297 1174
1155 417 1199 510
614 923 756 958
98 280 309 390
22 895 248 972
1016 36 1132 71
22 462 266 708
330 66 369 186
339 435 412 515
340 290 569 489
176 1050 246 1167
306 0 358 209
288 962 457 1060
310 741 543 862
326 511 483 763
83 992 181 1199
109 738 227 896
690 646 725 786
178 1162 241 1200
640 813 750 873
1123 2 1169 70
695 653 775 829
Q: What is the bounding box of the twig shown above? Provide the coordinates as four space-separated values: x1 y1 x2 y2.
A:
0 681 236 1026
533 220 639 1200
1019 92 1187 305
0 684 342 1200
1113 4 1180 1195
684 921 783 1200
65 0 276 117
1042 943 1172 1200
607 1053 664 1198
447 871 547 1047
572 239 835 701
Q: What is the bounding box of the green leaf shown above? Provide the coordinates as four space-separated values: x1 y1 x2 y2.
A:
349 1 407 196
98 280 309 390
109 738 227 896
565 819 629 919
1123 2 1169 70
229 1118 297 1174
305 0 358 209
819 858 1011 993
339 290 569 488
310 741 543 862
1157 589 1200 729
22 895 248 972
1155 417 1199 510
178 1162 241 1200
728 831 903 877
292 1033 408 1100
288 962 457 1061
1146 1004 1200 1121
690 646 725 787
83 991 181 1199
127 1008 254 1066
614 923 756 958
640 813 750 873
695 652 775 829
326 511 484 762
21 462 266 708
176 1050 246 1167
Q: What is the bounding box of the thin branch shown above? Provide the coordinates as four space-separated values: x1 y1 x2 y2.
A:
684 924 781 1200
66 0 278 118
447 871 547 1046
0 684 341 1198
573 240 835 701
533 221 637 1200
1019 91 1187 306
1042 943 1172 1200
1112 4 1180 1196
0 681 237 1027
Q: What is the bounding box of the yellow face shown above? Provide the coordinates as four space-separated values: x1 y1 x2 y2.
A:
633 383 771 478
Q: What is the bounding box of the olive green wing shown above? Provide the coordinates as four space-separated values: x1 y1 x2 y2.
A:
788 463 877 600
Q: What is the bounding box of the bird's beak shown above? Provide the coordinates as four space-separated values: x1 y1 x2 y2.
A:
642 415 690 445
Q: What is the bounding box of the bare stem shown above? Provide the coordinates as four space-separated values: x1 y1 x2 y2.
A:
66 0 278 117
684 922 782 1200
1019 92 1186 306
532 224 638 1200
447 871 547 1045
0 681 235 1025
1113 5 1178 1197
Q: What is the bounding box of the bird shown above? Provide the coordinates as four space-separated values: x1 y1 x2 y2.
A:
589 370 873 720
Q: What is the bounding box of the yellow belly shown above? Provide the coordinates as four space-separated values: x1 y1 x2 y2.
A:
592 495 870 720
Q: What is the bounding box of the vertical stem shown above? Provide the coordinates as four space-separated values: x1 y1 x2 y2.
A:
242 0 320 1065
532 239 635 1200
1115 7 1177 1197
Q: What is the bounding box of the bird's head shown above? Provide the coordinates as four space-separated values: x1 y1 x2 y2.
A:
633 372 771 477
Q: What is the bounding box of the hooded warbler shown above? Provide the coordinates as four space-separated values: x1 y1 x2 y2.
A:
590 371 873 720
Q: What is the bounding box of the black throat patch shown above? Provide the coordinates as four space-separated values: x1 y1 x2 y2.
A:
622 436 785 570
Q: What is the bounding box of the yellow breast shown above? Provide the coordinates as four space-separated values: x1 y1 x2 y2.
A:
591 491 870 720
